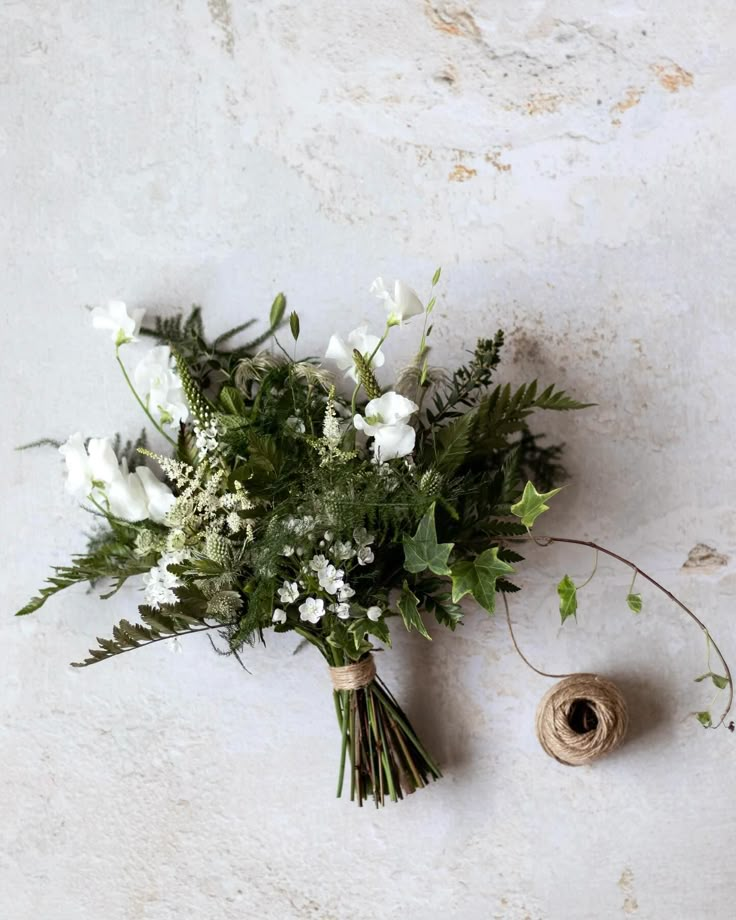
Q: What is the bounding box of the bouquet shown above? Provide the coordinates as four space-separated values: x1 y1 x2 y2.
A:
17 273 733 806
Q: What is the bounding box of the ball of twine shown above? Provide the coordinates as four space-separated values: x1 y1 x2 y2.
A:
535 674 628 766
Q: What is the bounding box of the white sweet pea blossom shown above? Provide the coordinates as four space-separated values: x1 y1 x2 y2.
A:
353 391 419 463
133 346 188 429
366 606 383 622
299 596 325 624
91 300 145 346
272 608 287 624
357 545 375 566
135 465 176 524
318 564 345 595
58 434 174 523
277 581 300 604
325 325 386 383
370 277 424 326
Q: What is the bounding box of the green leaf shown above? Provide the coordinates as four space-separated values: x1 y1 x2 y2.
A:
450 547 514 614
219 386 246 416
696 711 713 728
269 292 286 328
626 592 642 614
433 410 475 474
397 582 431 640
557 574 577 623
289 311 300 340
712 674 729 690
432 266 442 286
403 503 454 575
510 481 562 529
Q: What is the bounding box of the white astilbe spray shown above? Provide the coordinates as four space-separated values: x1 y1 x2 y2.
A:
143 550 188 609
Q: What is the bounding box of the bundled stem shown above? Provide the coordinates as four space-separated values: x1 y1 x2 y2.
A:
328 654 441 806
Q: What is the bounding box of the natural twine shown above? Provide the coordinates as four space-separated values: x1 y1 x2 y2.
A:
329 654 377 691
535 673 629 766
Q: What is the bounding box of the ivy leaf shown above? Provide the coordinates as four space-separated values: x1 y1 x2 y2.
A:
557 574 577 622
510 481 562 529
626 593 643 614
397 582 431 640
696 673 729 690
696 711 713 728
403 503 454 575
450 547 514 614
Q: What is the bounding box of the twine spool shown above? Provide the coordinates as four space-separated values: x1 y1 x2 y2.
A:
329 654 377 691
535 674 628 766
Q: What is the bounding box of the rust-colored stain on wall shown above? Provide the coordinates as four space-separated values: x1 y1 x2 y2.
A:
525 93 562 115
612 87 643 115
486 150 511 172
424 1 480 39
652 62 694 92
448 164 477 182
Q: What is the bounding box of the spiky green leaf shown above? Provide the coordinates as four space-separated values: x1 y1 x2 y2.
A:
450 547 514 614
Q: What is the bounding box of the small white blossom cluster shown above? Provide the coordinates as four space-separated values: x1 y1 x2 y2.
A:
142 550 188 609
271 527 382 626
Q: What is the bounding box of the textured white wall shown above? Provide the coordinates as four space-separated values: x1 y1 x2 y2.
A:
2 2 736 918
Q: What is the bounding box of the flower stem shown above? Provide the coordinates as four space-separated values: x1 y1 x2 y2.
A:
115 349 176 447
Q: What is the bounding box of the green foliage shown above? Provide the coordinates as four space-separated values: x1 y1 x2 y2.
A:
353 349 381 400
510 481 562 529
557 574 578 622
696 711 713 728
72 603 216 667
403 503 453 576
695 672 729 690
626 593 643 613
289 311 300 341
450 547 515 614
397 582 431 639
16 521 154 616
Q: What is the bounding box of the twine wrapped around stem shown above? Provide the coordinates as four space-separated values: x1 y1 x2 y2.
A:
535 673 628 766
329 653 441 806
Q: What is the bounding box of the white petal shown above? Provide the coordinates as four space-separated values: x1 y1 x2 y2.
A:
106 470 149 521
58 433 92 498
87 437 121 484
364 391 418 426
135 466 175 523
325 334 352 371
373 423 416 462
366 606 382 622
392 280 424 321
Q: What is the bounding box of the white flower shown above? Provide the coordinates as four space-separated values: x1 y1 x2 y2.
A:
353 391 419 462
143 551 186 609
325 325 386 383
277 581 300 604
59 433 94 499
370 277 424 326
135 465 176 524
281 545 295 556
286 416 306 434
337 584 355 602
353 527 374 547
324 531 334 543
330 602 351 619
318 564 345 595
309 554 329 572
357 545 374 566
333 540 355 561
366 606 382 622
272 608 287 624
91 300 145 346
58 434 173 523
299 596 325 624
134 346 189 429
106 461 149 521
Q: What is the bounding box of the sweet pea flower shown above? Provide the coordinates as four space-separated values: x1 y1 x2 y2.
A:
135 465 176 524
325 325 386 383
58 434 174 523
370 278 424 326
91 300 145 346
353 391 419 462
133 346 189 429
